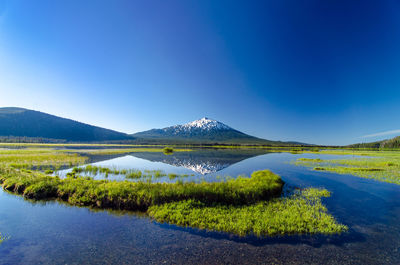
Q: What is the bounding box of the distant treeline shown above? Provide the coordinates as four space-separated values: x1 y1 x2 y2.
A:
0 136 310 147
0 136 141 145
381 136 400 149
0 136 67 143
348 136 400 149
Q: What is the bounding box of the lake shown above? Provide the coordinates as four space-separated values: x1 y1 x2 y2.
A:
0 149 399 264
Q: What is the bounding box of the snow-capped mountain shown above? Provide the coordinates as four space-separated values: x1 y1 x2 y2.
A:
156 157 230 175
132 117 272 144
164 117 233 135
182 117 232 131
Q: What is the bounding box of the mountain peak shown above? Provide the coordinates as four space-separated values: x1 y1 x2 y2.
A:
183 117 232 131
132 117 280 145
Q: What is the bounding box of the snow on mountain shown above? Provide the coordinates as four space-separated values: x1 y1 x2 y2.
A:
159 157 230 175
164 117 233 135
183 117 232 131
131 117 276 144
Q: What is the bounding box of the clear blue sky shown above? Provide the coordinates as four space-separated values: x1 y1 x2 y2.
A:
1 0 400 145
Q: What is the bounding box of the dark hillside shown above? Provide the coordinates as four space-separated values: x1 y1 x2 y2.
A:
0 107 133 142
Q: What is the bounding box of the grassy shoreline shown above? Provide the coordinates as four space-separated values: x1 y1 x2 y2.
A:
0 147 192 171
3 142 400 150
0 147 350 237
0 165 347 236
0 149 88 170
294 151 400 185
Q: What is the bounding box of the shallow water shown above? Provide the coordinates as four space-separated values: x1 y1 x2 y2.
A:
1 150 400 264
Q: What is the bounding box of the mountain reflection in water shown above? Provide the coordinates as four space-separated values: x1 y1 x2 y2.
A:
129 149 272 175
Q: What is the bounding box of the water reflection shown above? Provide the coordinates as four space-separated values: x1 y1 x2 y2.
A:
129 149 271 174
1 150 400 264
58 149 273 182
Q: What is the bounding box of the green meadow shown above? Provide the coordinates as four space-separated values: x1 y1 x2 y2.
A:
0 148 87 169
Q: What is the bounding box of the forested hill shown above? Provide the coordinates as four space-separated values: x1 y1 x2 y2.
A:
348 136 400 149
0 107 133 142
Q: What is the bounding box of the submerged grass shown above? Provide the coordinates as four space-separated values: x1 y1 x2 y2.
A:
294 151 400 185
297 158 324 162
148 188 347 236
70 165 190 180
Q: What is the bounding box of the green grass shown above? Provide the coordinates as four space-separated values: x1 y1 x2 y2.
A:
0 165 347 236
0 148 88 170
297 158 324 162
163 147 174 155
0 147 348 237
70 165 189 180
0 167 284 209
148 188 347 236
0 146 192 172
0 143 188 148
294 151 400 184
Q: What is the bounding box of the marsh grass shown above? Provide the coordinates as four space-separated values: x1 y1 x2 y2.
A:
148 188 347 236
70 165 189 180
0 149 87 169
297 158 323 162
0 147 347 237
0 167 284 209
295 151 400 184
0 165 347 237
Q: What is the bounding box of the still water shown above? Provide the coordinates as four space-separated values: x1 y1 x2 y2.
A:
0 150 399 264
